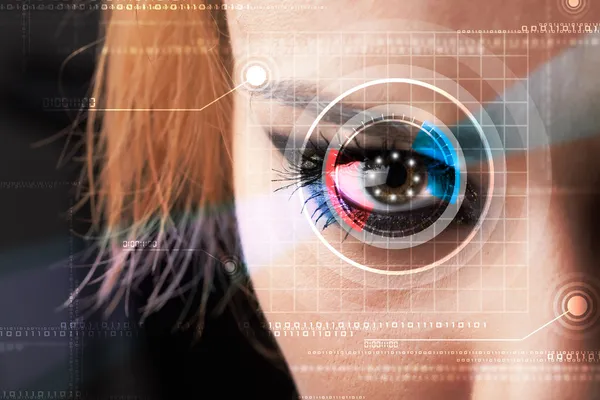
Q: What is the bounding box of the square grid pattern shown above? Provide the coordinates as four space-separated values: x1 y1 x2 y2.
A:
243 31 530 315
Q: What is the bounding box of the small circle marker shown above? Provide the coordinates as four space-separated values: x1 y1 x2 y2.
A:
224 260 237 274
567 0 580 8
567 295 588 317
244 64 268 88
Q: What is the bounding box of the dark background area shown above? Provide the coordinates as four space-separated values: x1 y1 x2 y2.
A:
0 5 297 399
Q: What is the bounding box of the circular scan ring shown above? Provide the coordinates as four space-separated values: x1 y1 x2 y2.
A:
558 0 589 17
298 78 495 276
321 104 467 250
552 275 600 339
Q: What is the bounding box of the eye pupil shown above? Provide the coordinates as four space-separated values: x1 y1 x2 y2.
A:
385 160 407 188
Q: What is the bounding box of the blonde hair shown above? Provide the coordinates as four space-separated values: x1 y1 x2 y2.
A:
73 5 239 328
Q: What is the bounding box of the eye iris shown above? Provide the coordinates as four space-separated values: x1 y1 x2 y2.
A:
364 152 428 205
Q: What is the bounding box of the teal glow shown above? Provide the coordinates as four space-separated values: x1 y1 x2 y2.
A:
411 122 460 204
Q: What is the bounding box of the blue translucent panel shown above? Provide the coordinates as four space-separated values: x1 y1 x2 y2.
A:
412 122 460 204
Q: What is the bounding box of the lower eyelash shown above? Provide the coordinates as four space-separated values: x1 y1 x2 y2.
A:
304 181 337 230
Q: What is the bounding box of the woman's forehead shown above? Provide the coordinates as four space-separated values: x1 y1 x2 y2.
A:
227 4 600 151
226 0 597 33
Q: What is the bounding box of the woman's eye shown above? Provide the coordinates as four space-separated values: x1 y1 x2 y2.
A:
333 149 455 214
274 85 495 272
273 106 488 262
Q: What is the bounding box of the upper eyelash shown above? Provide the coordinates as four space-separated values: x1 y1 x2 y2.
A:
272 136 325 191
272 135 337 229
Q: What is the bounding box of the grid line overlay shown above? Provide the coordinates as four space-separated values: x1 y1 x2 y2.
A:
243 31 530 315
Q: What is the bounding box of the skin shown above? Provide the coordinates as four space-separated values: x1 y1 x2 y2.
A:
226 1 600 398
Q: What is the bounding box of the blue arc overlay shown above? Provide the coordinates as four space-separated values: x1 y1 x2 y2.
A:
411 121 460 204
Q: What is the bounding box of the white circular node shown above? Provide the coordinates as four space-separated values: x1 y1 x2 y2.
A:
245 65 268 88
408 159 416 167
407 189 414 197
224 260 237 274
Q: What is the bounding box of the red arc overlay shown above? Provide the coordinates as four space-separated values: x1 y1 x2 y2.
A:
324 149 374 232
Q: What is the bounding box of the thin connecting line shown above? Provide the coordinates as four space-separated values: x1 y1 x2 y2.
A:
363 311 569 342
46 81 246 112
520 311 569 340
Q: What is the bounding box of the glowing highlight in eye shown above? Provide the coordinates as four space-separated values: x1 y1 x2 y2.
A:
391 152 399 160
413 175 420 183
375 157 383 164
406 189 414 197
408 159 415 167
390 194 397 201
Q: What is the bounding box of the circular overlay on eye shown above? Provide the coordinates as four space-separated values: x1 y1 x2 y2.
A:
553 275 600 339
321 106 467 250
267 27 552 290
295 78 496 276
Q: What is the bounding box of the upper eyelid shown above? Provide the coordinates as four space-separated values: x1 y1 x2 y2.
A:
268 117 487 176
273 130 457 176
301 133 457 168
267 111 486 162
